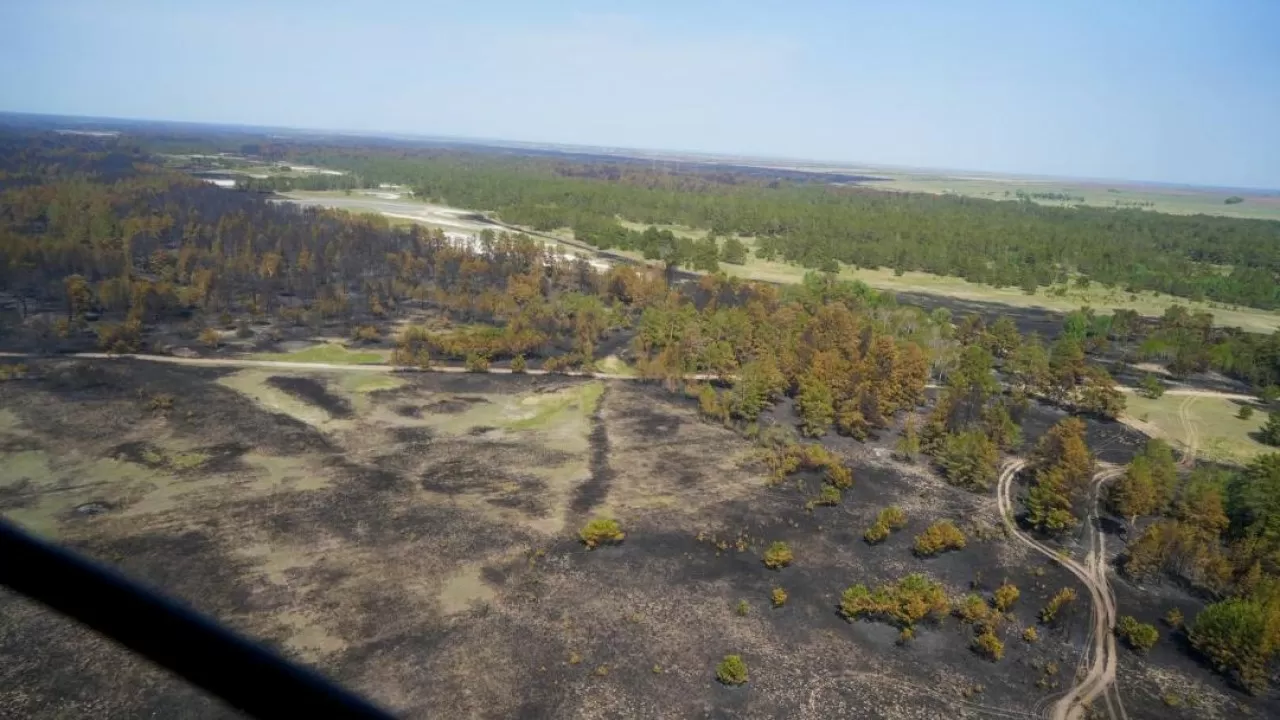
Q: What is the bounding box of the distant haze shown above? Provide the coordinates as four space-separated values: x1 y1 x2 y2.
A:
1 0 1278 189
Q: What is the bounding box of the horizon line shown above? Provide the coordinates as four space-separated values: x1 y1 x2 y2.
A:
3 108 1278 195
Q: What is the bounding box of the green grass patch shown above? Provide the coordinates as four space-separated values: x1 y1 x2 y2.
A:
338 374 406 394
251 344 387 365
1122 393 1266 465
503 381 604 431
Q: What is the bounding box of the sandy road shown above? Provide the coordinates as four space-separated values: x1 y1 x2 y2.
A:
1176 395 1199 467
0 351 725 382
997 460 1126 720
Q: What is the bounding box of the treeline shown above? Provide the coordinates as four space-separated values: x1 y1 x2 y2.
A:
194 139 1280 310
1108 445 1280 693
1052 303 1280 390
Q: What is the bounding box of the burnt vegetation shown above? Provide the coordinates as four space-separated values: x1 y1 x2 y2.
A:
2 128 1280 717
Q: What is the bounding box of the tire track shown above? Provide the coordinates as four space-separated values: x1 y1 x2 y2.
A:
997 460 1125 720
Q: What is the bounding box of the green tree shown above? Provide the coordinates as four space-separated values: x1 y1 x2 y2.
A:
797 374 835 437
1139 373 1165 399
720 236 748 265
936 430 998 490
1259 413 1280 446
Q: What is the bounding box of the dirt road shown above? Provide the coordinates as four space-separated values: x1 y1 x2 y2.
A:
997 460 1127 720
0 351 720 382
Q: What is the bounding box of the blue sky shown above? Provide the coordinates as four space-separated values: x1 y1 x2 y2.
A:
3 0 1278 188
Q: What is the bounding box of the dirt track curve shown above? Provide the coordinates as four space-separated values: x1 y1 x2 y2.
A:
998 460 1127 720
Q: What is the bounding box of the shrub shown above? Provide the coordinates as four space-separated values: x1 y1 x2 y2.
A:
771 587 788 607
715 655 748 686
897 627 915 644
762 541 793 569
97 320 143 353
878 506 907 530
815 485 841 506
146 393 175 413
993 582 1020 612
579 518 624 549
954 594 992 624
1039 588 1078 623
510 354 527 373
826 463 853 489
735 600 749 617
1115 616 1159 654
199 327 221 348
1190 598 1275 693
913 520 967 557
352 325 380 343
972 629 1005 661
1238 405 1254 420
1022 627 1038 642
1164 607 1184 629
840 574 948 627
0 364 27 381
1138 373 1165 399
863 522 890 544
465 353 491 373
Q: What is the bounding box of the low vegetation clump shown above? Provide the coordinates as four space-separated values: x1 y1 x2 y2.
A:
465 353 491 372
971 629 1004 661
352 325 380 343
1022 627 1038 642
1039 588 1078 623
913 520 966 557
762 541 793 570
0 363 27 381
840 574 948 629
1138 373 1165 399
863 522 890 544
579 518 625 549
993 582 1020 612
510 354 527 373
771 587 788 607
954 594 992 625
1115 616 1159 654
762 442 849 487
865 506 907 545
734 600 749 617
1238 405 1254 420
814 485 841 507
715 655 748 686
199 327 220 348
1164 607 1184 629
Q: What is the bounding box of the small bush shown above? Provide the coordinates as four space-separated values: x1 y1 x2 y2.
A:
840 574 948 627
579 518 624 549
352 325 380 342
863 522 890 544
815 485 841 506
1039 588 1078 623
465 353 491 373
771 587 788 607
146 393 175 413
716 655 748 686
734 600 749 617
993 582 1020 612
972 629 1004 661
510 354 527 373
826 463 853 489
1238 405 1254 420
1115 615 1159 653
954 594 992 624
199 327 221 348
878 506 907 530
1164 607 1184 629
913 520 967 557
897 627 915 644
763 541 793 569
1022 627 1038 642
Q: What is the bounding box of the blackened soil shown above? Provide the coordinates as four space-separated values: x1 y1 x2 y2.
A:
570 385 613 515
265 376 353 418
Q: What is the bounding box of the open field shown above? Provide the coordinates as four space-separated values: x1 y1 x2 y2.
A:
615 220 1280 334
863 173 1280 222
1121 392 1268 465
2 359 1272 719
